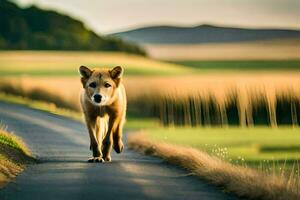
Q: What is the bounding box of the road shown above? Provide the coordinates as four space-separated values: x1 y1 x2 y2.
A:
0 101 238 200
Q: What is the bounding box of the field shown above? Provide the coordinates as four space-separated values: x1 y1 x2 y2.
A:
0 51 299 124
144 39 300 60
172 60 300 71
0 50 299 176
143 127 300 168
0 51 193 76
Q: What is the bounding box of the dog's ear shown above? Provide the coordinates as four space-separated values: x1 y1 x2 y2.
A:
109 66 123 79
79 66 92 87
109 66 123 87
79 66 92 79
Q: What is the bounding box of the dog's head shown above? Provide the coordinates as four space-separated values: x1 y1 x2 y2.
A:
79 65 123 106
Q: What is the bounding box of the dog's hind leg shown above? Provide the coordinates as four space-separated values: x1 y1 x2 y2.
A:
113 124 124 154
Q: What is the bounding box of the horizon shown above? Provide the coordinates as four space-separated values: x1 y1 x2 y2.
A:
111 23 300 34
14 0 300 35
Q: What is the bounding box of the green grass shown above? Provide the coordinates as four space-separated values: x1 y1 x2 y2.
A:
125 117 160 130
2 52 299 78
171 60 300 71
0 125 35 187
0 129 27 154
2 60 299 76
0 65 192 77
144 127 300 168
0 51 194 77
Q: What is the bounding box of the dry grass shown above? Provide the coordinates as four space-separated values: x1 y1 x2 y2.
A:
0 80 79 111
0 125 35 187
125 74 300 126
144 39 300 60
1 72 299 126
2 72 299 102
128 132 300 200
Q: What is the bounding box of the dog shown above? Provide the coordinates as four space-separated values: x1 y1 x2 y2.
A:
79 65 126 162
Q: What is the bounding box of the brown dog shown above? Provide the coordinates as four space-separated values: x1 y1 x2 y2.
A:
79 65 126 162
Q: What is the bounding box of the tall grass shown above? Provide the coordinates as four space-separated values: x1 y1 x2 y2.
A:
0 81 80 111
1 74 299 127
129 89 300 127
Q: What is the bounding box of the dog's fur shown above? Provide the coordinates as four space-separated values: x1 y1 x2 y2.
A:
79 66 126 162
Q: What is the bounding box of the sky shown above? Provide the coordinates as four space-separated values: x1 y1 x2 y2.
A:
14 0 300 35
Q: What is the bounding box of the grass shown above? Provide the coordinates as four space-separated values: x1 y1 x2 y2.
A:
130 85 300 127
1 51 299 127
171 60 300 71
1 50 299 198
0 93 82 121
1 52 300 78
0 77 299 199
0 125 35 187
2 74 300 127
142 127 300 169
0 51 194 76
0 92 156 130
1 85 298 170
0 125 31 156
128 132 300 200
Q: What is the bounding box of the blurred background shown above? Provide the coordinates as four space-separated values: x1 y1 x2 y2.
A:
0 0 299 179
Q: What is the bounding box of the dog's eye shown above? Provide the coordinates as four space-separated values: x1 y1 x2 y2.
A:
104 83 111 88
89 82 96 88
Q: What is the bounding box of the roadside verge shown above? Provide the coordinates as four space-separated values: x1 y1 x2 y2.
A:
0 126 35 187
128 132 300 200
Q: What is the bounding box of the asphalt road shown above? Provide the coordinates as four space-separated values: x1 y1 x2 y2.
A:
0 101 238 200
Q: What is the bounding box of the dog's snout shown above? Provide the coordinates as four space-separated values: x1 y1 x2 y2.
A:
93 94 102 103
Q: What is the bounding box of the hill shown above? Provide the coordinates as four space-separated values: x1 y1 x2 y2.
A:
112 24 300 44
0 0 145 55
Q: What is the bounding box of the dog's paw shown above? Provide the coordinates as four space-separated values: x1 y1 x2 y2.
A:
94 157 105 163
87 157 104 163
103 156 112 162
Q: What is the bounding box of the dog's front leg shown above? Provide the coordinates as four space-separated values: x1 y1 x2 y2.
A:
86 116 103 162
102 115 118 162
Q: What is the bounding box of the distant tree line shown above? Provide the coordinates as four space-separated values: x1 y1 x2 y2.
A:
0 0 146 55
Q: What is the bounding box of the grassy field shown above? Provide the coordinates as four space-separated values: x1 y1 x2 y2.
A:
0 51 299 127
2 88 299 169
0 50 299 178
171 60 300 71
1 51 300 77
0 51 194 76
143 127 300 168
